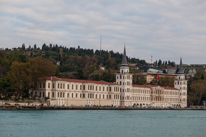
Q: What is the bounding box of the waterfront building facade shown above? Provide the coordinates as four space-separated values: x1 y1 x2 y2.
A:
29 46 187 107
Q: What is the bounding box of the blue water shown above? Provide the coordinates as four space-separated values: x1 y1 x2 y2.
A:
0 110 205 137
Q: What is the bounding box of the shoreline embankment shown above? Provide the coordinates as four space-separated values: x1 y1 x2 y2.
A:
0 105 206 110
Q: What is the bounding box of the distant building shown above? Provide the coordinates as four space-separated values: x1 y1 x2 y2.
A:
56 61 60 66
26 51 31 56
128 63 137 69
165 69 176 75
99 66 105 70
143 73 177 83
139 67 163 73
177 64 206 76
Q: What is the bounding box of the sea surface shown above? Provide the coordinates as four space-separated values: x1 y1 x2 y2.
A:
0 110 205 137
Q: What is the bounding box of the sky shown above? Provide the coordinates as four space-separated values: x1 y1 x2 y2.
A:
0 0 206 64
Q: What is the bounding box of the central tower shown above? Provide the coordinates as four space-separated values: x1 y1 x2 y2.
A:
116 44 133 106
174 57 187 107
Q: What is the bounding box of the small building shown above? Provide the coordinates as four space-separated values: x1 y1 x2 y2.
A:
139 67 163 73
99 66 105 70
56 61 60 66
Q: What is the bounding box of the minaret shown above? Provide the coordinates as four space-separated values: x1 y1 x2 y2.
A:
120 44 129 73
174 57 187 107
115 44 133 106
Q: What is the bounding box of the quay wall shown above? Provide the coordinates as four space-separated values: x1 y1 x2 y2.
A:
0 105 206 110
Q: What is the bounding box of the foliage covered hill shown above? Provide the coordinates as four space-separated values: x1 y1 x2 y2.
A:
3 43 147 80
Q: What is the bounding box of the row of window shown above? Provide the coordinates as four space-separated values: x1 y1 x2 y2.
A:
132 96 151 101
56 92 119 100
39 82 120 92
133 89 151 94
116 75 132 80
175 81 187 85
117 81 131 86
164 98 179 102
34 91 46 98
165 91 179 95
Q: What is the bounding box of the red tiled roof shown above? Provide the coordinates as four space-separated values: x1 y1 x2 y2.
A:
132 84 179 90
146 85 157 88
108 82 118 85
132 85 150 88
161 86 179 90
39 77 118 85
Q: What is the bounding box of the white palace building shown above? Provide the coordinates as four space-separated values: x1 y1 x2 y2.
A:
29 46 187 107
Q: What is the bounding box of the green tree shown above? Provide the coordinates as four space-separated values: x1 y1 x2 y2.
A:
190 80 206 105
7 57 56 97
7 62 33 96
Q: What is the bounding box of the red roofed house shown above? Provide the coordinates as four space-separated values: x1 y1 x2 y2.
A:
29 46 187 107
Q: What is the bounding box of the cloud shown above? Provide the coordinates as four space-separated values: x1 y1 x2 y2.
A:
0 0 205 64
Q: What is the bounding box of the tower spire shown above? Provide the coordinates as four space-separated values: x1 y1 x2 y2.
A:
178 56 184 74
121 44 128 66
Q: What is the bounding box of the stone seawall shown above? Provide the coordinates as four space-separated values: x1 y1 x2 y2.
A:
0 105 206 110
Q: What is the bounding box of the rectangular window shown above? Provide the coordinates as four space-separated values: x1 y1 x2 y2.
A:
67 84 69 89
48 83 50 88
43 83 45 88
52 92 54 97
43 92 45 97
53 83 55 88
103 87 105 91
83 94 85 98
80 85 82 90
83 85 85 90
109 87 111 91
58 92 59 97
60 92 62 97
72 85 73 90
58 83 59 88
